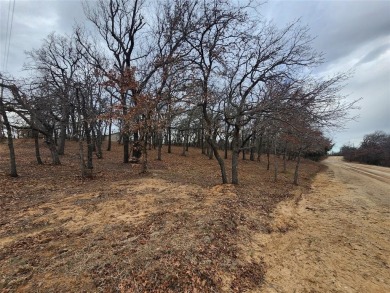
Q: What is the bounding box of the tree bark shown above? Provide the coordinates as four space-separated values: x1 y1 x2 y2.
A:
224 124 230 159
58 118 67 155
107 120 112 151
231 125 240 184
33 129 43 165
80 89 93 170
0 95 18 177
46 135 61 165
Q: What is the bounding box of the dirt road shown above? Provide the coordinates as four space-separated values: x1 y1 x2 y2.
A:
259 156 390 292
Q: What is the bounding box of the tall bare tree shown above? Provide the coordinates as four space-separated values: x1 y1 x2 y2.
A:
25 33 82 155
0 81 18 177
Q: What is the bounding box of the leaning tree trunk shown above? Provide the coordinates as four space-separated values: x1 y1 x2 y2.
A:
201 101 227 184
0 96 18 177
206 136 227 184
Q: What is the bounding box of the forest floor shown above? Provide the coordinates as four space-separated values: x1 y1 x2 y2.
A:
0 139 325 292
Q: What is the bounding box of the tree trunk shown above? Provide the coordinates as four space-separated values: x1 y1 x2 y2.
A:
224 124 230 160
141 135 148 173
58 119 67 155
283 143 287 173
206 136 227 183
293 148 302 185
274 138 278 182
201 103 227 184
46 135 61 165
107 95 113 151
185 130 189 151
79 139 86 177
257 134 263 162
250 132 255 161
208 139 214 159
107 119 112 151
95 124 103 159
33 129 43 165
157 132 162 161
267 148 270 171
81 91 93 170
91 126 97 152
168 126 172 153
0 95 18 177
231 125 240 184
241 132 245 160
181 131 186 156
122 132 129 162
201 121 205 155
121 91 129 163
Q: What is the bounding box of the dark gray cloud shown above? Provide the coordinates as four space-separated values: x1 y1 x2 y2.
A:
263 0 390 151
264 0 390 66
1 0 86 76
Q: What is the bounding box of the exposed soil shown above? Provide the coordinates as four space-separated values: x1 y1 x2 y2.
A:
259 156 390 292
0 139 319 292
2 141 389 292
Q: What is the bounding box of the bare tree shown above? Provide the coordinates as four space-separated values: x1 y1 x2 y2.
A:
25 33 82 155
222 19 322 184
0 81 18 177
0 80 61 165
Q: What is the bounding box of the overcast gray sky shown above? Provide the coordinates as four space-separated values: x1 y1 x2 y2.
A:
1 0 389 151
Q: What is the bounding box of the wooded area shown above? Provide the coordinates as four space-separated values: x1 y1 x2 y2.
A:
340 131 390 167
0 0 356 184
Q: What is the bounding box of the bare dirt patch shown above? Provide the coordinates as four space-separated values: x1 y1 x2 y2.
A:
0 139 320 292
258 157 390 293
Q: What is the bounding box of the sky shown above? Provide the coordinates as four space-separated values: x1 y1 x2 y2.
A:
0 0 389 151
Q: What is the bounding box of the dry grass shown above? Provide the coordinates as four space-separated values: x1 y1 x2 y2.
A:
0 139 321 292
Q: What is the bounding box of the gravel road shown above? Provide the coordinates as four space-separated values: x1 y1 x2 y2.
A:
260 156 390 293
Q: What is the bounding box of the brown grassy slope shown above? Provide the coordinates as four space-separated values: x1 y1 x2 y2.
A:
0 139 321 292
